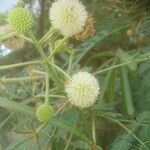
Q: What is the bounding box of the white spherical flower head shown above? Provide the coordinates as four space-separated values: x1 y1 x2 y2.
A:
65 72 100 108
49 0 88 37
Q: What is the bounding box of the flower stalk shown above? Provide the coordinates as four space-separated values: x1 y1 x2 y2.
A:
92 115 96 144
67 50 75 75
0 60 41 71
28 30 63 88
48 36 68 59
45 73 50 105
0 76 44 83
0 31 18 42
39 27 55 45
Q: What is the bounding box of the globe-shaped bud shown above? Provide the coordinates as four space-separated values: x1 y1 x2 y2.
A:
8 7 33 32
36 104 54 123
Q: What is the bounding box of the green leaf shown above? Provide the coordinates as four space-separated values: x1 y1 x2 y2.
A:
107 68 117 102
72 25 128 69
0 97 35 117
0 113 14 129
98 59 117 102
6 137 30 150
111 112 150 150
50 118 91 143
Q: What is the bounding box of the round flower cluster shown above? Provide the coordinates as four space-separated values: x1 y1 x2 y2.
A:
0 25 25 50
8 7 33 32
49 0 88 37
65 72 100 108
36 104 54 123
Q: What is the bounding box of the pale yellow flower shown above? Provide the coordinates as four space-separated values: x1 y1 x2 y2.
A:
65 72 100 108
49 0 88 37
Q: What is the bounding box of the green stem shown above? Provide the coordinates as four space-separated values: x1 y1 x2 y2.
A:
0 60 41 71
48 62 71 80
31 70 46 75
28 30 62 88
39 27 55 45
67 51 74 75
48 36 68 59
94 56 150 75
0 76 44 83
0 113 14 129
45 73 49 105
0 31 18 42
54 101 68 116
17 34 33 43
35 94 65 99
47 64 64 88
92 115 96 144
64 112 79 150
28 30 48 60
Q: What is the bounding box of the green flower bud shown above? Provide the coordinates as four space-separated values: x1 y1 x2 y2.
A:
8 7 33 32
36 104 54 123
54 39 68 53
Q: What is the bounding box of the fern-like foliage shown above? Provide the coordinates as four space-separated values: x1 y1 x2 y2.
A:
110 112 150 150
